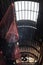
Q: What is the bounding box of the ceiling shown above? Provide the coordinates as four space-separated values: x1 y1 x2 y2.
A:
0 0 43 41
0 1 43 64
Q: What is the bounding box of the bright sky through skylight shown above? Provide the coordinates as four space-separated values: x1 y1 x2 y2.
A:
14 1 39 22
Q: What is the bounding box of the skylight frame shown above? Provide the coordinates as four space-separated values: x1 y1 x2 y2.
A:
14 1 39 22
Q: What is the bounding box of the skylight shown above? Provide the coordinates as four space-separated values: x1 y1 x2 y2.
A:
14 1 39 22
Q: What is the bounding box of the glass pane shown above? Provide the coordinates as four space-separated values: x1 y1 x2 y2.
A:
31 2 34 11
36 12 39 20
15 2 18 11
27 1 29 10
37 3 39 12
19 11 22 20
21 11 24 19
16 12 19 21
34 2 37 11
24 11 27 19
31 11 33 21
18 1 21 10
24 1 28 10
22 1 24 10
34 12 37 22
27 11 30 20
28 1 31 10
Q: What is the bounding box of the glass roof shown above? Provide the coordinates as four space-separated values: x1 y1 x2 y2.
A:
14 1 39 22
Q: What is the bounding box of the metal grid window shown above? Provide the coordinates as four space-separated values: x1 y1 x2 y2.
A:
14 1 39 22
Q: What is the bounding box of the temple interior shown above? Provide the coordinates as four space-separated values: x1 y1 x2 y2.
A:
0 0 43 65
